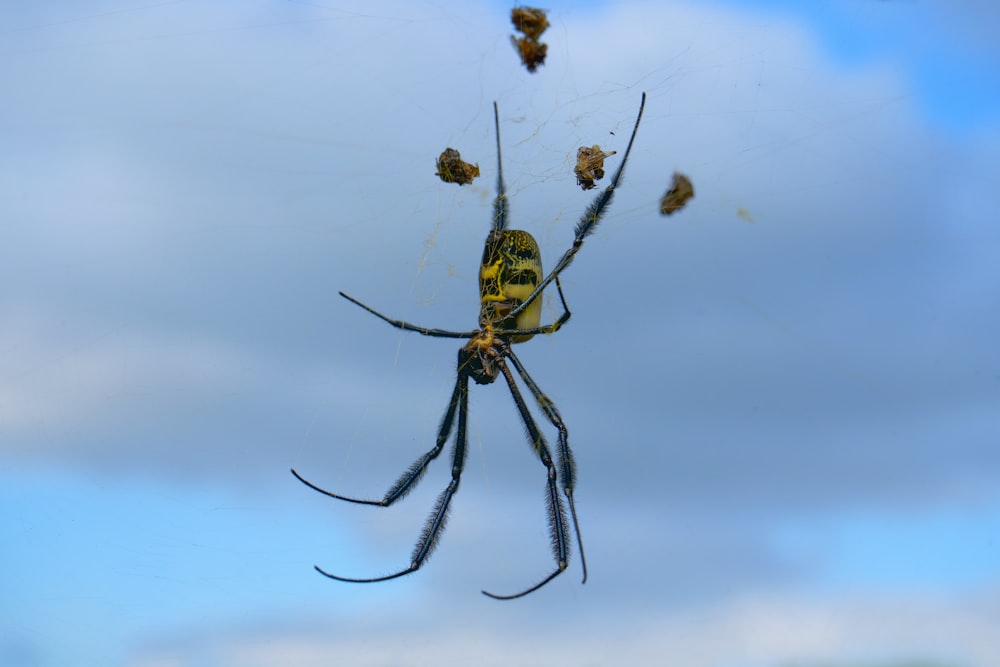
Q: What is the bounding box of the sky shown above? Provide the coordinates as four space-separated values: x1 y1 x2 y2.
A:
2 1 999 666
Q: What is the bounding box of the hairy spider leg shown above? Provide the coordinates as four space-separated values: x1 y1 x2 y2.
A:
336 291 479 339
499 278 582 576
290 378 464 507
505 347 585 583
337 274 572 344
481 357 571 600
507 92 646 324
491 101 509 233
492 275 571 338
309 363 470 584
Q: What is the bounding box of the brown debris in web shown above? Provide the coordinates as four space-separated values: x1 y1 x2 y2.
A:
511 7 549 73
435 148 480 186
659 172 695 216
573 145 617 191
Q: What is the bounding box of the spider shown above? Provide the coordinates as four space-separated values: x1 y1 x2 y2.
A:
292 92 646 600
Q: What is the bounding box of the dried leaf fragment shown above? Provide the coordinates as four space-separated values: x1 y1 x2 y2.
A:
573 145 617 191
510 7 549 73
511 36 548 73
435 148 480 186
511 7 550 40
659 172 695 216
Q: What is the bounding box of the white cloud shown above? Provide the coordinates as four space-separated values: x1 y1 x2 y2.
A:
0 309 259 437
129 587 1000 667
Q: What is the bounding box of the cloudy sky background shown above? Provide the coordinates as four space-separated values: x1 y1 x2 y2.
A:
2 1 999 666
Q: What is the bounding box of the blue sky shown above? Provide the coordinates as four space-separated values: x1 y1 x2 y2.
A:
2 1 999 666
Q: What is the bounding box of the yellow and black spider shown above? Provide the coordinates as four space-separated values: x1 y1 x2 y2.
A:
292 93 646 600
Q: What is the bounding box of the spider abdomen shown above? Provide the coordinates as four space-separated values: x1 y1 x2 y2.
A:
479 229 543 342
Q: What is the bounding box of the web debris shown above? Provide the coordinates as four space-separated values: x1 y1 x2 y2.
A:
510 7 549 73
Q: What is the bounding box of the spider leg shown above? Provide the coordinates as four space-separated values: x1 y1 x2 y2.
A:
506 348 586 584
491 101 509 233
291 375 463 506
482 358 571 600
506 92 646 323
494 275 572 338
311 363 471 585
339 291 479 339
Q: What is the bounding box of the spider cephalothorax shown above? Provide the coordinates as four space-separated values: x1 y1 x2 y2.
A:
292 93 646 599
462 331 504 385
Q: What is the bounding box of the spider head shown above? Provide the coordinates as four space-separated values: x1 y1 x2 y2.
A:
461 334 502 386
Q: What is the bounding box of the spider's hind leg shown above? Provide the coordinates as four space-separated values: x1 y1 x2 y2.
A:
505 348 586 584
315 371 472 584
291 376 463 507
481 357 572 600
298 368 472 583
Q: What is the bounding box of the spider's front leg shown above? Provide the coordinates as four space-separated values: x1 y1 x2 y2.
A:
338 291 479 339
494 276 572 339
506 92 646 325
